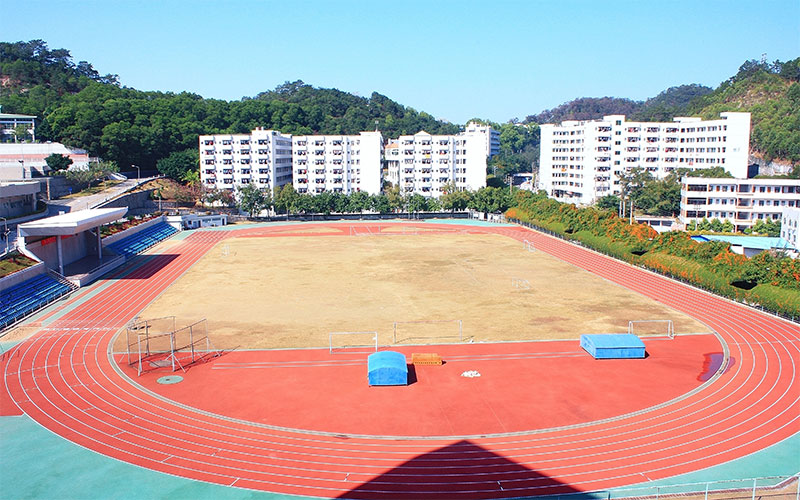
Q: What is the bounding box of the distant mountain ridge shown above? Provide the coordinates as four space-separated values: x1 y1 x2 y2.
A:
1 39 797 169
523 84 714 125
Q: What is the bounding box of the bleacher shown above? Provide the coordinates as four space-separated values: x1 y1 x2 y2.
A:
1 273 74 329
106 222 178 259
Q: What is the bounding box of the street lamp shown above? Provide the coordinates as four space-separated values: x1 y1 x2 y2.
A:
132 164 140 182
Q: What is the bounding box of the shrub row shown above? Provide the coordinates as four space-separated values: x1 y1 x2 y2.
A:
507 191 800 319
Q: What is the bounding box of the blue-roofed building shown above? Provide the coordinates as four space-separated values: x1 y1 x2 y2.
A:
691 234 796 258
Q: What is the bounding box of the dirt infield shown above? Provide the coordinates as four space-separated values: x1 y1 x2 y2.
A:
129 232 710 351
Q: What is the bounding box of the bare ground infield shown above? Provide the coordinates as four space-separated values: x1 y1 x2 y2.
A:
126 232 711 351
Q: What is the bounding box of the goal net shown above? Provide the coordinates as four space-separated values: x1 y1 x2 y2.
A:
523 239 535 252
329 331 379 354
392 319 463 345
628 319 675 338
126 317 220 375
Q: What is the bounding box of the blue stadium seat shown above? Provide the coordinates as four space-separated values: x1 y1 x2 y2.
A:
106 222 178 260
0 274 74 329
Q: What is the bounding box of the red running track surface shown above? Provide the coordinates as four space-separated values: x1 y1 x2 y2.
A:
3 223 799 499
123 335 724 436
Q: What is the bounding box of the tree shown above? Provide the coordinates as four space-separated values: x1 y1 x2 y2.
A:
12 124 29 142
156 149 199 181
348 191 371 214
371 194 392 214
406 194 428 213
45 153 72 172
595 195 620 212
236 183 267 217
273 184 299 215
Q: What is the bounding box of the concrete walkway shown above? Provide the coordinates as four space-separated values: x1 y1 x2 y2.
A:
46 175 159 215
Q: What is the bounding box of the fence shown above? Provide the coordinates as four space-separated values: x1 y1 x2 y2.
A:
543 474 799 500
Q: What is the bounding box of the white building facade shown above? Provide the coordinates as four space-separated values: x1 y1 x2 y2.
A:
680 176 800 232
199 128 293 195
385 131 486 197
292 132 383 195
0 142 90 180
539 112 751 205
464 121 500 158
781 207 800 251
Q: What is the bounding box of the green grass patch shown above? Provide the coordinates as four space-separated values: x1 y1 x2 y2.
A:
62 180 122 199
0 251 38 278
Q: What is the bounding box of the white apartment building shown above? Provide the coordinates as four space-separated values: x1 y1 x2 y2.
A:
780 207 799 251
199 128 293 195
385 131 486 197
464 121 500 158
540 112 751 205
680 176 800 232
292 132 383 195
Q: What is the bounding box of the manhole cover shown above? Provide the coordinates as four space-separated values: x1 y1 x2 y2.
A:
156 375 183 385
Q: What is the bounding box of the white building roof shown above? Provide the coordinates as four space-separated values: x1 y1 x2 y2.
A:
18 208 128 236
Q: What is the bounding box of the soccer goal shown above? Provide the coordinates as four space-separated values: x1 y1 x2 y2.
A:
350 225 377 236
329 331 379 354
126 317 220 376
628 319 675 338
511 277 531 289
392 319 463 345
523 239 535 252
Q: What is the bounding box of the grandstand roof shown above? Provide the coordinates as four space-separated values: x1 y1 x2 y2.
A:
18 207 127 237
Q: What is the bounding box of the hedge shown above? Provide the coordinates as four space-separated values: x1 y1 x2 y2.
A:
506 192 800 320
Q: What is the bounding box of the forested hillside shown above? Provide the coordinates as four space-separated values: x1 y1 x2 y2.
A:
1 40 797 178
0 40 459 171
686 58 800 163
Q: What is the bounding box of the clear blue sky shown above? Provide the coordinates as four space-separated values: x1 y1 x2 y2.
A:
3 0 798 124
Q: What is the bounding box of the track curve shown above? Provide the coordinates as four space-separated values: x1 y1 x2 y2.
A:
3 223 799 499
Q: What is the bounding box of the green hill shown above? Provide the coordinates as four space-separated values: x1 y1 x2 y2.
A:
0 40 459 172
686 58 800 164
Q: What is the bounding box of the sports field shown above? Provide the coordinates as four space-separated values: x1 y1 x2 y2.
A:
133 232 709 350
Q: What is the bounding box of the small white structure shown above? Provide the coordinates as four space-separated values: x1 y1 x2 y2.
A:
680 177 800 232
539 112 752 205
0 180 40 218
18 208 128 278
292 132 383 195
167 213 228 230
0 112 36 142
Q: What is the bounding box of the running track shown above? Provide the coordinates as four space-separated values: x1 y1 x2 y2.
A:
3 222 799 499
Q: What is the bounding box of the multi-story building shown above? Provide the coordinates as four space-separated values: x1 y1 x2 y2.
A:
539 112 751 205
780 207 799 251
464 121 500 158
292 132 383 195
0 112 36 142
385 131 486 197
0 142 90 180
199 128 293 195
680 176 800 232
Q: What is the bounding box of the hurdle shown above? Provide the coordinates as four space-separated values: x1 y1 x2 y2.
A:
392 319 463 344
523 239 535 252
512 277 531 289
628 319 675 339
329 331 378 354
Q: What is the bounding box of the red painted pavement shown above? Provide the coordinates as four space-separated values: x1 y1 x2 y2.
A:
123 335 722 436
2 222 799 499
